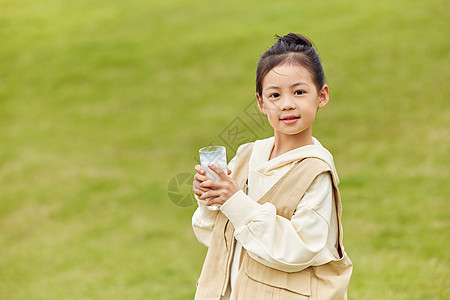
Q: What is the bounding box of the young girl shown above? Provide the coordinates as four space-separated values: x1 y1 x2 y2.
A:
192 33 352 300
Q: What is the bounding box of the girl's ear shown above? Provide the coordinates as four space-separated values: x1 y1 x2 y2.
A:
318 84 329 108
256 93 267 114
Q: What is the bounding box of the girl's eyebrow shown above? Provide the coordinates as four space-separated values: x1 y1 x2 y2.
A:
265 82 309 91
265 85 279 91
291 81 309 87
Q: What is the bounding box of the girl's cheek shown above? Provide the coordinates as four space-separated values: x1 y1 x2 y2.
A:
266 103 278 113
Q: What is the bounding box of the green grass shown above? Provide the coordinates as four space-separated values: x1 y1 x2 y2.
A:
1 0 449 299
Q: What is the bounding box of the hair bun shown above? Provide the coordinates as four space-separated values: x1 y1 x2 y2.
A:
256 33 325 95
277 33 313 48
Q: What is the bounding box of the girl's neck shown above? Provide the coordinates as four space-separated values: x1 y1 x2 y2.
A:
269 131 314 160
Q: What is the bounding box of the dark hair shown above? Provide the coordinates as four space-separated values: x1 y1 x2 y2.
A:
256 33 325 95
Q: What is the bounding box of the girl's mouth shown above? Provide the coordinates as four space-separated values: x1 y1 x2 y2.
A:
280 116 300 124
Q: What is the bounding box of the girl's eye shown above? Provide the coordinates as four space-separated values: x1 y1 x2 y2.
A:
269 93 280 99
294 90 305 95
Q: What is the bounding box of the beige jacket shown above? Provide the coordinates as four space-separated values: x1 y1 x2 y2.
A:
193 138 352 299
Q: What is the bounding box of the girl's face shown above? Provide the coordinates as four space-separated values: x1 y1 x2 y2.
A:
256 63 329 143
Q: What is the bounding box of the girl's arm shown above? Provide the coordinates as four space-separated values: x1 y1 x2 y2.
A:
220 172 336 272
191 157 236 247
192 194 219 247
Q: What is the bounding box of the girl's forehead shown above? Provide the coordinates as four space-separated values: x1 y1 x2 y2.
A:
263 63 314 87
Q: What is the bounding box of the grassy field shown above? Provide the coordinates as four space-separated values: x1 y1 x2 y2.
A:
1 0 449 299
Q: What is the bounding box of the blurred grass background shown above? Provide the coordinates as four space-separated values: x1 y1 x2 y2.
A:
0 0 449 299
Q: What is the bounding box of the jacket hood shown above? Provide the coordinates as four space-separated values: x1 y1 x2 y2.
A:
249 137 339 184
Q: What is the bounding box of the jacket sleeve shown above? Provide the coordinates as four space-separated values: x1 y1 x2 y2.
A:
191 155 237 247
220 172 335 272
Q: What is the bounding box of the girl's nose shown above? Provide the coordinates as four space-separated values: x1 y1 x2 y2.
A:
279 96 296 110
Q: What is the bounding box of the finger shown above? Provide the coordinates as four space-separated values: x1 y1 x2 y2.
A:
195 166 212 181
194 173 212 184
206 198 219 206
194 172 211 182
200 190 221 200
195 164 205 175
207 196 226 206
193 187 213 197
193 181 213 192
192 187 204 197
208 164 228 181
200 180 220 189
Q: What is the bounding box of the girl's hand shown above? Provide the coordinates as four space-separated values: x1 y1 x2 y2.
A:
193 165 232 199
192 165 213 198
198 164 239 206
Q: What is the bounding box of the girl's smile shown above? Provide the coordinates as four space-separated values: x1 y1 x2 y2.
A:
280 114 300 124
